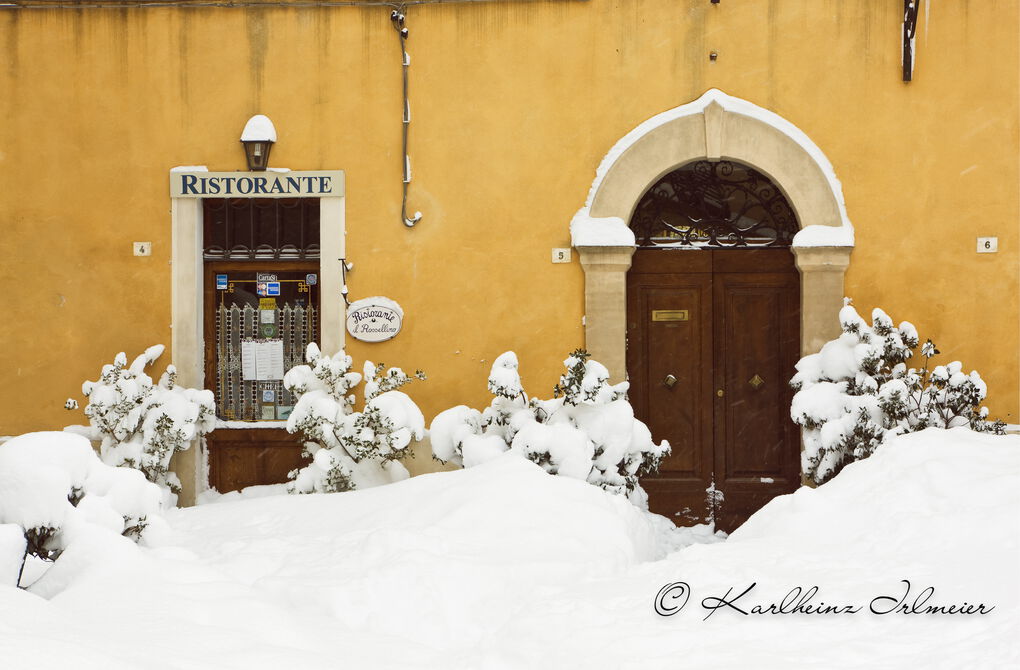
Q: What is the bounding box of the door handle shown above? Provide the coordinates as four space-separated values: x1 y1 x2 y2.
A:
663 374 678 389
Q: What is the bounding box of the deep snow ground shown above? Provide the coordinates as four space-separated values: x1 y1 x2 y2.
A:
1 428 1018 669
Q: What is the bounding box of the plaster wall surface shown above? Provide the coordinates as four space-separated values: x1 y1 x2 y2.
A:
1 0 1016 445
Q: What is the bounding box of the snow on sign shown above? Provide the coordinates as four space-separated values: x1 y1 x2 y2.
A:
346 297 403 343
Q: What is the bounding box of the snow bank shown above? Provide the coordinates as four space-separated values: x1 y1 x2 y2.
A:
1 428 1015 668
492 428 1020 668
0 455 664 667
166 457 659 643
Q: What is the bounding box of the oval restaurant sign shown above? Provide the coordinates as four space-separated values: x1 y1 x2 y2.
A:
346 297 403 343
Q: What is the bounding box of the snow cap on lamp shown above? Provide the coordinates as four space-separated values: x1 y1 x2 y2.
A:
240 114 277 171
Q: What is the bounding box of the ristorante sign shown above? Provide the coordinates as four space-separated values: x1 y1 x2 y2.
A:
170 170 344 198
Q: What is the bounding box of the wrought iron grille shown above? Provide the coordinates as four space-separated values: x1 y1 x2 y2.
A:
630 160 797 247
203 198 320 260
215 303 318 421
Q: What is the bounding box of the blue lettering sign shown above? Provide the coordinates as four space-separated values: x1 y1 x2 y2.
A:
181 174 199 195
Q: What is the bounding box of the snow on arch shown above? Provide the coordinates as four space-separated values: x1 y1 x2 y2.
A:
572 88 855 249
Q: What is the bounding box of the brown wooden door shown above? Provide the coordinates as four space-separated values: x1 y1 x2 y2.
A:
627 248 800 532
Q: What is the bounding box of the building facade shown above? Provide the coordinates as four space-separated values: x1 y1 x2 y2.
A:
1 1 1017 518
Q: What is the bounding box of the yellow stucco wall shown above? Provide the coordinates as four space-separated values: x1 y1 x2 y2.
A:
1 0 1017 444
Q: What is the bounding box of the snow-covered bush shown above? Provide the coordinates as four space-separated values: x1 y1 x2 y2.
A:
0 524 26 587
430 350 669 507
791 299 1005 485
283 343 426 494
66 345 215 504
0 432 162 585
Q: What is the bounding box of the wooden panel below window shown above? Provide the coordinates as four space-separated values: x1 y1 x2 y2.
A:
207 428 307 493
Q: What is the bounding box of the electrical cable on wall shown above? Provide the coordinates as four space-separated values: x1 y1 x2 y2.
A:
391 8 422 227
0 0 589 230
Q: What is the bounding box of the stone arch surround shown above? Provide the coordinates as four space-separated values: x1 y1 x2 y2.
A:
572 89 855 382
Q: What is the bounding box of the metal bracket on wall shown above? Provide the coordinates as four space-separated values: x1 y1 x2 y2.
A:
902 0 921 82
340 258 354 307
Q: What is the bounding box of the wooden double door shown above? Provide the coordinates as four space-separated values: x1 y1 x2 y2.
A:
627 248 801 532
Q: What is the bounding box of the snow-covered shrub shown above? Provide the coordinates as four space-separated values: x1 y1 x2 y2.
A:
791 299 1005 485
0 432 162 583
66 345 215 504
430 350 669 507
0 524 26 587
283 343 426 494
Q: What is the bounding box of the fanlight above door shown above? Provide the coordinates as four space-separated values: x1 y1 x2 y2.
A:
630 160 798 248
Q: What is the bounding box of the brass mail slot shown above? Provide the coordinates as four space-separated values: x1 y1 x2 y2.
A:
652 309 689 322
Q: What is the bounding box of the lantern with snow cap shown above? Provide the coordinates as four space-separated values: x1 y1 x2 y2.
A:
240 114 276 171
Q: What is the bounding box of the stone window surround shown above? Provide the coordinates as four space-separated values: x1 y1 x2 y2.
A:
169 170 345 504
575 98 854 384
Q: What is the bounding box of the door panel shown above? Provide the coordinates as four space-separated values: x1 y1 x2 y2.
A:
627 259 713 525
207 428 306 492
712 270 800 532
628 249 800 532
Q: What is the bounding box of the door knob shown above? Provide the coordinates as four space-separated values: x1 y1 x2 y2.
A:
663 374 678 389
716 389 725 397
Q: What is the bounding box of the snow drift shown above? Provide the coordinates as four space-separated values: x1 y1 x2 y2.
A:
0 428 1016 669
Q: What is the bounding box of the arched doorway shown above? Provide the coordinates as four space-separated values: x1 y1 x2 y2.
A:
625 160 801 532
571 90 855 529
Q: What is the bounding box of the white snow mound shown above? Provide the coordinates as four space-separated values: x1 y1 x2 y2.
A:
0 428 1015 668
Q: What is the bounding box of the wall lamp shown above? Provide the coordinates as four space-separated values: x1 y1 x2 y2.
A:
241 114 277 172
